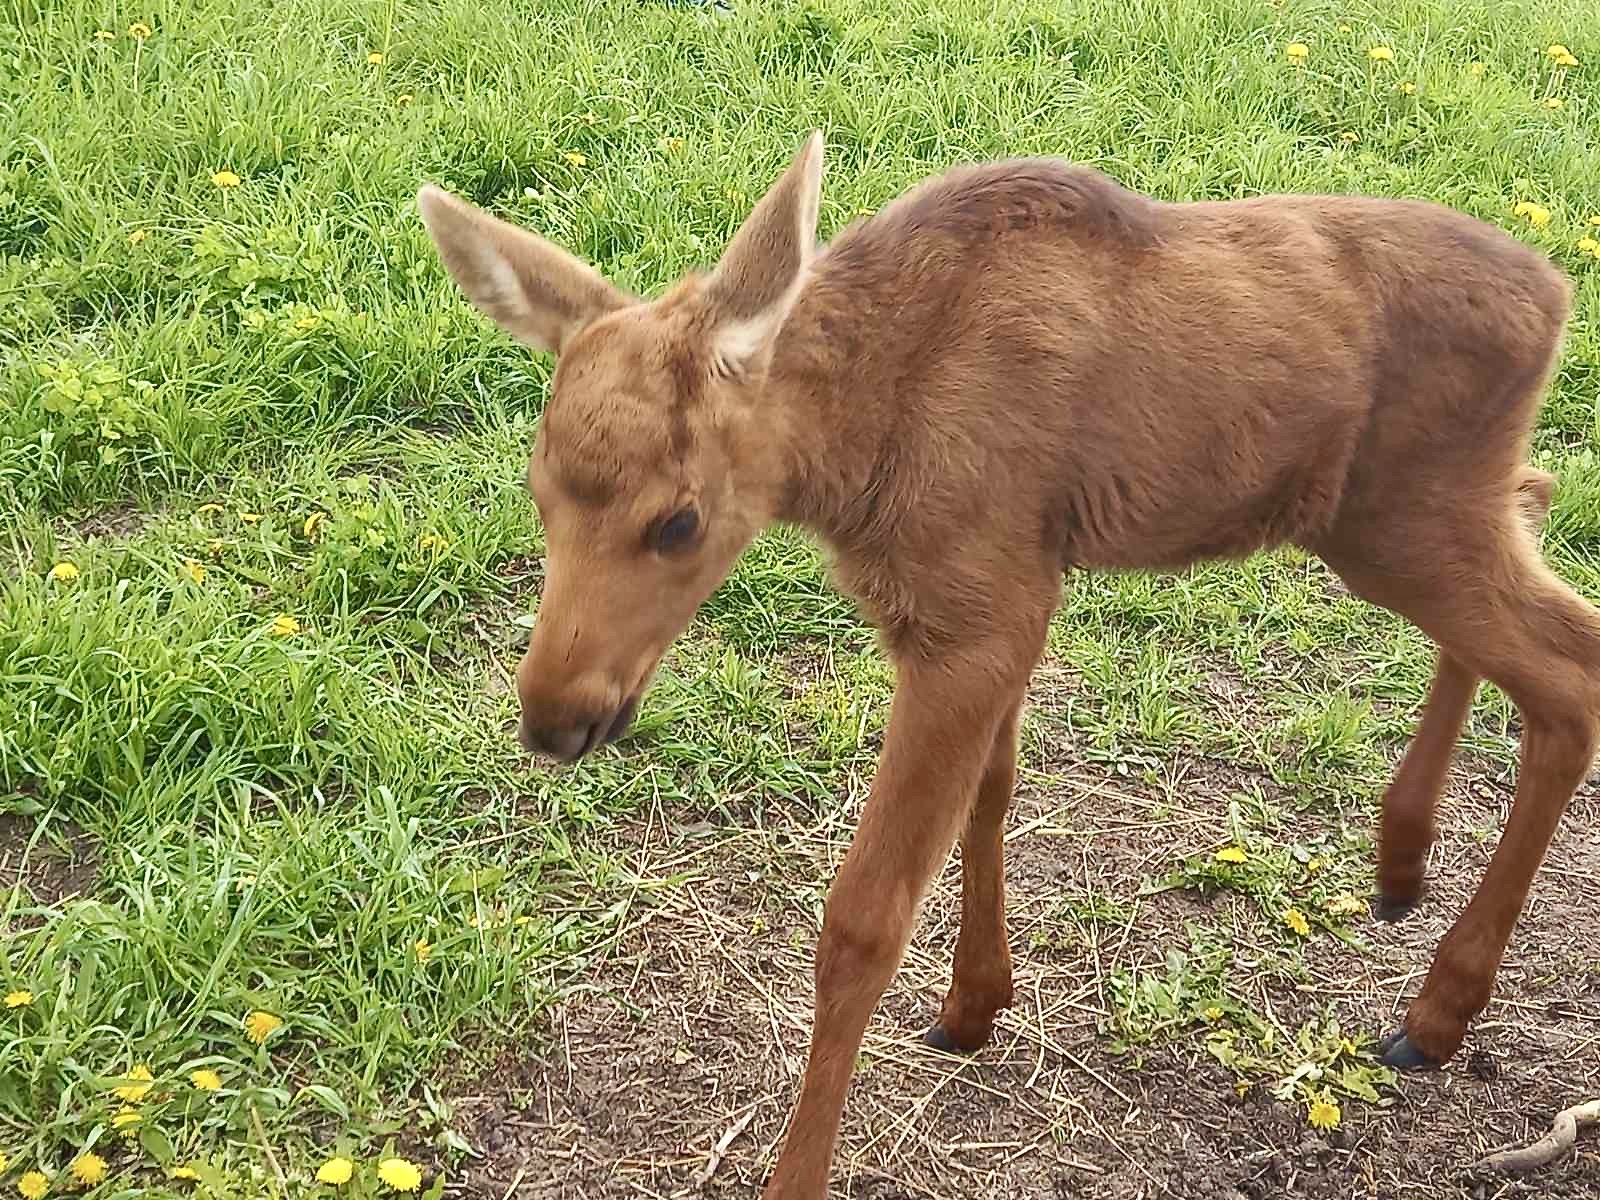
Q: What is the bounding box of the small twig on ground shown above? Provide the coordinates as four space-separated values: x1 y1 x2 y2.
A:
248 1101 286 1191
1475 1099 1600 1172
497 1166 527 1200
676 1105 759 1195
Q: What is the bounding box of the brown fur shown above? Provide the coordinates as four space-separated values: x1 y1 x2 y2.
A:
418 134 1594 1198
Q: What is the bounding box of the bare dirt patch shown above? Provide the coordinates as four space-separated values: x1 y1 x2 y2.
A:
443 705 1600 1199
0 811 100 912
64 500 158 544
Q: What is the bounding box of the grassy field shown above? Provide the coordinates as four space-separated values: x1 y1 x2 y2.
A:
3 0 1599 1196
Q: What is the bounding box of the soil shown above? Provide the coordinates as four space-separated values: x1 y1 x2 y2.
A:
0 810 100 914
445 674 1600 1199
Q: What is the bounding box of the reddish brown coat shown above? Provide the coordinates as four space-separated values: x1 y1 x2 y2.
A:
419 135 1593 1198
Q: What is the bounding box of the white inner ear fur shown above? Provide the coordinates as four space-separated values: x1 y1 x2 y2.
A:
483 252 532 321
711 132 824 374
710 272 811 372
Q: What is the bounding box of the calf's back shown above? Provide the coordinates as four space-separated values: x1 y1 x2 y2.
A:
785 162 1569 576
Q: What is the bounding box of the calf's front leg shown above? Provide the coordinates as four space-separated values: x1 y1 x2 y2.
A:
926 699 1023 1053
759 649 1037 1200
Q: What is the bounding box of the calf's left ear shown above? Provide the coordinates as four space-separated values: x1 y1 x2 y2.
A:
700 131 825 373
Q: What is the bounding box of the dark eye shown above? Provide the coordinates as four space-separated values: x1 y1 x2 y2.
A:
651 508 700 553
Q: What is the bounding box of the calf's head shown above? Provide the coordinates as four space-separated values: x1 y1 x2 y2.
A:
418 133 824 761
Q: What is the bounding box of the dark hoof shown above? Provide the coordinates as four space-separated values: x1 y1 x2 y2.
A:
1373 885 1425 923
922 1023 982 1055
1378 1030 1441 1072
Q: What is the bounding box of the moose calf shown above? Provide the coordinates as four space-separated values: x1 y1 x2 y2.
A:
419 133 1593 1198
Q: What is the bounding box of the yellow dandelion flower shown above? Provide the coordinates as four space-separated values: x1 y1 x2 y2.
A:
397 93 413 107
367 51 385 65
1339 1037 1360 1057
169 1167 200 1181
657 135 685 152
70 1153 107 1187
414 938 432 963
562 151 587 167
19 1171 49 1200
1215 846 1248 864
316 1158 354 1186
211 169 241 189
114 1063 154 1103
180 558 207 585
112 1105 142 1134
1367 46 1394 63
127 229 147 246
48 562 80 584
5 989 34 1007
1556 51 1579 68
128 22 152 40
1576 236 1600 254
1324 893 1366 916
1542 96 1564 110
268 614 301 638
1307 1094 1342 1130
1285 42 1309 64
189 1068 223 1091
194 502 223 517
417 533 449 553
303 511 327 539
1202 1006 1225 1022
1546 44 1573 60
1397 80 1416 95
1513 201 1552 228
1281 907 1311 936
376 1158 422 1193
1468 61 1487 77
1339 131 1359 144
95 30 115 41
243 1009 283 1044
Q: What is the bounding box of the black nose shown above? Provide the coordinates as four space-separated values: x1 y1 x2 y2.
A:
518 722 594 762
518 695 643 763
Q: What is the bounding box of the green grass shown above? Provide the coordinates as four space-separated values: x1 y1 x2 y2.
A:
2 0 1598 1192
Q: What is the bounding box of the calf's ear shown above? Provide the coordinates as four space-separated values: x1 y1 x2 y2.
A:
416 185 631 355
700 131 825 373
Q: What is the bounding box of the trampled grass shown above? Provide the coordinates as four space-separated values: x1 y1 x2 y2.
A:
2 0 1598 1194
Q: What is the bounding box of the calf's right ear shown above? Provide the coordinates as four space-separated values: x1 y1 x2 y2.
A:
416 185 632 355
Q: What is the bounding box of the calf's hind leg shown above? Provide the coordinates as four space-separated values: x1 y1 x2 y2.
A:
1372 652 1478 921
1324 492 1599 1069
1371 468 1555 923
